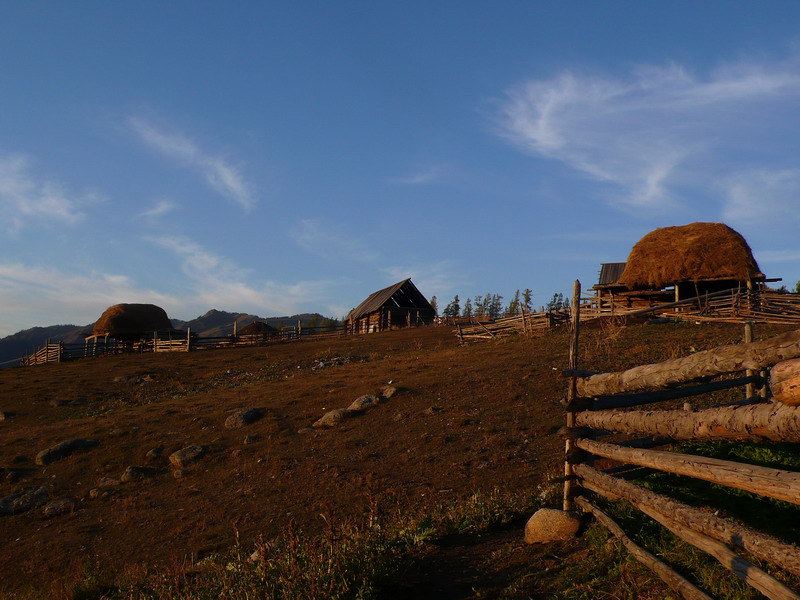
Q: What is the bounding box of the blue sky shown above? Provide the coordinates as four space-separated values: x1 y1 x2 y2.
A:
3 2 800 335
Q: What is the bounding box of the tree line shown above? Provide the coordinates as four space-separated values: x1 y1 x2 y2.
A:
430 289 569 319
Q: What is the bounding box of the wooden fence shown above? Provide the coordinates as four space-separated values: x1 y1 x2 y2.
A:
561 279 800 599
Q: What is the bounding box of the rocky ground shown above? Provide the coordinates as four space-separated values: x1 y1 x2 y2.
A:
0 320 788 598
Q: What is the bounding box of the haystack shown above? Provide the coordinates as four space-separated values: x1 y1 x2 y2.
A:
618 223 762 290
238 321 276 336
91 304 172 339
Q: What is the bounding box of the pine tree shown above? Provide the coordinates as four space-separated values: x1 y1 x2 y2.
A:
443 295 460 318
430 296 439 316
462 298 473 318
506 289 521 316
488 293 504 319
523 288 533 312
473 295 484 316
546 292 567 312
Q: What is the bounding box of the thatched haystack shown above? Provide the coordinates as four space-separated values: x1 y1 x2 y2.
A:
92 304 172 339
238 321 276 336
618 222 762 290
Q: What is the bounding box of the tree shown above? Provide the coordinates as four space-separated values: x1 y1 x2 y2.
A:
462 297 473 318
488 293 504 319
443 295 460 318
794 281 800 295
546 292 568 312
430 295 439 316
506 289 521 316
473 295 485 316
523 289 533 312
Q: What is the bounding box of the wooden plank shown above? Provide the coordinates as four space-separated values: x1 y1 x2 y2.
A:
588 375 759 409
576 438 800 506
576 464 800 577
575 497 712 600
576 329 800 398
575 402 800 442
563 279 581 512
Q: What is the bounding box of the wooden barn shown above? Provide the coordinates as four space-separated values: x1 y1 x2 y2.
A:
346 279 435 334
592 223 777 313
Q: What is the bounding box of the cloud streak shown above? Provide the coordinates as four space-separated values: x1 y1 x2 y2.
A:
497 56 800 215
0 155 88 233
290 219 378 262
129 117 254 210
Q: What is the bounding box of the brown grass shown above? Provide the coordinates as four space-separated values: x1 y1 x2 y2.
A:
92 304 173 338
618 222 762 290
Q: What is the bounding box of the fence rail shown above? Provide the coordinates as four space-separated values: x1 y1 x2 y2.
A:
559 279 800 600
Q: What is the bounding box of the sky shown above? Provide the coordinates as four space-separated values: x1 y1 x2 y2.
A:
3 2 800 335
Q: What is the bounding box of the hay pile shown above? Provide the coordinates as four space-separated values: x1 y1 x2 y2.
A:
91 304 172 338
618 222 762 290
238 321 276 336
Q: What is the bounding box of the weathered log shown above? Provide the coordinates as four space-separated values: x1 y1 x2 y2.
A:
772 358 800 406
575 403 800 442
575 438 800 506
576 329 800 398
574 497 712 600
641 507 800 600
575 464 800 577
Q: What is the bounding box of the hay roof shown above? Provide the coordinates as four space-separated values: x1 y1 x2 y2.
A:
92 303 172 338
618 222 763 290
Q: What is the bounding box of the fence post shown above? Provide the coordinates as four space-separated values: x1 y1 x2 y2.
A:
186 327 191 352
563 279 581 512
744 322 754 399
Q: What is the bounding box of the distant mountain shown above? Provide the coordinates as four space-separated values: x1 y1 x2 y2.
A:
172 309 337 337
0 324 90 366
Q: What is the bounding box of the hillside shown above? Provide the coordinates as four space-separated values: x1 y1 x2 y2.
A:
0 324 89 366
1 320 793 598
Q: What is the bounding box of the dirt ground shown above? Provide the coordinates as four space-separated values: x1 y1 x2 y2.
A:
1 319 790 597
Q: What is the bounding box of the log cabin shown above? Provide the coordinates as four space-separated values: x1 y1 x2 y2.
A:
346 278 435 334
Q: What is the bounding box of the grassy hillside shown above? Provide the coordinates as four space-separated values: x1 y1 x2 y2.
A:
0 320 796 598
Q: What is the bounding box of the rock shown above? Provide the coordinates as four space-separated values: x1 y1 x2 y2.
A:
120 466 158 482
423 406 443 416
42 498 75 518
96 477 120 488
313 408 349 428
380 385 397 399
346 395 380 414
524 509 580 544
243 435 258 445
146 446 163 461
172 469 184 479
297 427 312 435
225 408 266 430
169 445 205 468
36 438 98 465
0 486 48 516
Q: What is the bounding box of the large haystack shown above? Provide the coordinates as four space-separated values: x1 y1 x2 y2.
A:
238 321 276 336
618 222 762 290
91 304 172 339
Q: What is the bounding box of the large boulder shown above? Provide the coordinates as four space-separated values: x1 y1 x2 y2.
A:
524 509 580 544
36 438 98 465
225 408 265 429
169 445 205 468
0 486 48 516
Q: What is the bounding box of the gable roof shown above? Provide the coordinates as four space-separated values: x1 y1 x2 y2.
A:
597 262 627 286
347 279 432 321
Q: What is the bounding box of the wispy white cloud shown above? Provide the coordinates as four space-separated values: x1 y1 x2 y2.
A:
0 155 90 233
497 56 800 213
389 164 450 185
151 234 338 316
722 168 800 222
139 198 177 220
381 260 467 299
129 117 254 210
290 218 378 262
0 262 178 336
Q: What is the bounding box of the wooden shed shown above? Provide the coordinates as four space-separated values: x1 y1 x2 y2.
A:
346 279 435 334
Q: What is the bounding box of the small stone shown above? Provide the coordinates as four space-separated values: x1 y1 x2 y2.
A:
297 428 312 434
172 469 184 479
524 509 580 544
225 408 265 430
146 446 163 461
42 498 75 518
96 477 120 488
169 445 205 468
89 489 100 499
313 408 348 428
380 385 397 400
346 394 380 414
36 438 98 466
120 466 157 482
243 435 258 445
0 486 48 516
423 406 443 416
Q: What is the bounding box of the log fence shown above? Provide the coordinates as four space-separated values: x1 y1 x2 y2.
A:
561 278 800 599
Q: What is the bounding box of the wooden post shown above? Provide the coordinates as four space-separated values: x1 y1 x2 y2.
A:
744 322 755 399
674 284 679 313
563 279 581 512
520 306 528 334
457 323 464 343
233 319 238 337
760 368 769 399
186 327 191 352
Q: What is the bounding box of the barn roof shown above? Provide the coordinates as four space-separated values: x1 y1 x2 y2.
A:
347 279 431 321
596 262 627 287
